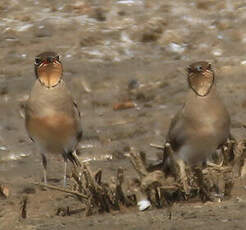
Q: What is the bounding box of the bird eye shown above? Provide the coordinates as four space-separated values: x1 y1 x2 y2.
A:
35 57 42 66
55 55 60 62
196 65 203 72
208 63 212 70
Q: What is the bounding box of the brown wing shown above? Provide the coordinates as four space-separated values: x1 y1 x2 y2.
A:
73 101 83 142
166 108 187 151
24 99 35 142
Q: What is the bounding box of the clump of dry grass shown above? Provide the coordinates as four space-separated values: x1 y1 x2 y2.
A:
31 138 246 217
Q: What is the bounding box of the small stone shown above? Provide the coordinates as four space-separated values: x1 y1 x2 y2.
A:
89 8 107 22
0 184 10 198
215 19 232 30
196 0 214 10
158 30 184 46
70 3 91 14
221 219 229 223
14 15 31 22
137 199 151 211
113 101 136 110
33 22 53 38
128 79 140 90
79 31 102 47
136 17 167 43
212 48 223 56
167 43 186 54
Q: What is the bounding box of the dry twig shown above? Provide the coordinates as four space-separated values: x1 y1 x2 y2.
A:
31 182 88 199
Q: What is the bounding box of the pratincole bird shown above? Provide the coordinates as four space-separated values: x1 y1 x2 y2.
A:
25 51 82 187
166 61 230 194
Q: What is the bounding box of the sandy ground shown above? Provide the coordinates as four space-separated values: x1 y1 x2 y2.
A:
1 0 246 229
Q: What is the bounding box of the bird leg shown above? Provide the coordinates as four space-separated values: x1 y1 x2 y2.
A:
221 138 235 166
163 142 177 176
63 158 68 187
176 159 190 195
41 153 47 184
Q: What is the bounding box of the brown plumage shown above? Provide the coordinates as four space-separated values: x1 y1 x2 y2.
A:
166 61 230 193
25 51 82 186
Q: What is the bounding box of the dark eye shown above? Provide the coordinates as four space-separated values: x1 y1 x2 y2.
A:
55 55 60 62
208 63 212 70
196 65 203 72
35 57 42 66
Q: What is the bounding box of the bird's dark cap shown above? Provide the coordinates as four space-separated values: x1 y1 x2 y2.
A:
186 61 212 74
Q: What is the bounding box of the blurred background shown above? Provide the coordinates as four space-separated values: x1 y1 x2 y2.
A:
0 0 245 171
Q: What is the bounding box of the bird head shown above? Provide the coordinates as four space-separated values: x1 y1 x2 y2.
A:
34 51 63 88
186 61 214 97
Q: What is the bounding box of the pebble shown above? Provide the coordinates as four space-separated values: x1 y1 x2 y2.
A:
128 79 140 90
137 199 151 211
212 48 223 56
168 42 186 54
33 22 53 37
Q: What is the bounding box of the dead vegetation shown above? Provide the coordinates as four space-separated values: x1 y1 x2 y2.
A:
23 138 246 218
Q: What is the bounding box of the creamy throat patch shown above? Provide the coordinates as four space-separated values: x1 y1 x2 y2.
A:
188 70 214 97
37 63 62 88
